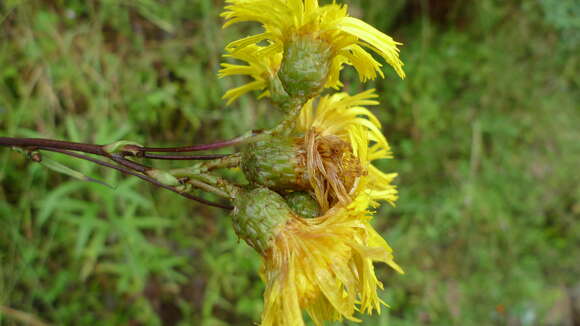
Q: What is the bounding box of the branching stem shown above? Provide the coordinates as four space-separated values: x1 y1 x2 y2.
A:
40 147 234 210
0 137 240 210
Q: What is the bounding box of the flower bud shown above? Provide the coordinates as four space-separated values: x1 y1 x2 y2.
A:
232 187 292 254
278 36 332 100
285 191 320 219
241 135 309 192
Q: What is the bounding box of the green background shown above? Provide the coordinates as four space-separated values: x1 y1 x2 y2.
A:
1 0 579 325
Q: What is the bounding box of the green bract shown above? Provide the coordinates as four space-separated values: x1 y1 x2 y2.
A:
278 36 332 100
285 191 320 219
232 187 292 253
241 134 309 191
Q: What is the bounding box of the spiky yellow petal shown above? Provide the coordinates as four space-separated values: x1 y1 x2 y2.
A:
336 17 406 79
297 89 398 207
219 45 282 104
260 192 402 326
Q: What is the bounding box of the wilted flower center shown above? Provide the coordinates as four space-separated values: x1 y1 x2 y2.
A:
299 129 365 212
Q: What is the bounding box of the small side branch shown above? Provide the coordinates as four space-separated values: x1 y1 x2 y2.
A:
37 148 234 210
0 136 242 210
139 131 260 153
0 137 242 161
142 153 229 161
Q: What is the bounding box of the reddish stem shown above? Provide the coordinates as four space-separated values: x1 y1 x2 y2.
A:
142 153 229 160
0 137 105 155
140 134 251 153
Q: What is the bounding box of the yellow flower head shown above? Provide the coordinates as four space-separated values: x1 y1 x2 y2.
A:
297 89 398 211
219 45 282 105
261 192 403 326
220 0 405 103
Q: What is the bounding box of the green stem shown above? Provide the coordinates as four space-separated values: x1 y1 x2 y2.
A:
269 100 306 136
169 153 241 183
203 153 242 170
169 160 242 199
185 179 231 199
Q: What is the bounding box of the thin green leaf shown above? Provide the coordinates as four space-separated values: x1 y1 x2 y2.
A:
39 157 113 189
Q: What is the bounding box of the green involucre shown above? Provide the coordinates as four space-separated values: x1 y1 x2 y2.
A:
278 36 332 100
285 191 320 219
241 135 309 191
232 187 292 253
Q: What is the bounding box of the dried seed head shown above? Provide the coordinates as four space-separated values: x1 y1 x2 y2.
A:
301 129 365 211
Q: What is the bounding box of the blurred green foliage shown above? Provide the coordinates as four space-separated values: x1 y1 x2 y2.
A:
0 0 578 325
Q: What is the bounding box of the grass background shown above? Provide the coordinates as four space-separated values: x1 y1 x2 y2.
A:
1 0 579 325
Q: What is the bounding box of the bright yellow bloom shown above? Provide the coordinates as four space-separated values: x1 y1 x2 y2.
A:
261 192 403 326
219 45 282 105
221 0 405 102
297 89 398 210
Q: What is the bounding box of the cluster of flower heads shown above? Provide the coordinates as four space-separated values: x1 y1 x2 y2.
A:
220 1 406 325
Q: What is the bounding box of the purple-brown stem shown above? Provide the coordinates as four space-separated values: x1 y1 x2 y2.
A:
0 137 241 158
142 153 229 160
140 136 247 152
0 137 105 155
0 137 237 209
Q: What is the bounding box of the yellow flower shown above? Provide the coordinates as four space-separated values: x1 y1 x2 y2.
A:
219 45 282 105
261 192 403 326
221 0 405 99
297 89 398 210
